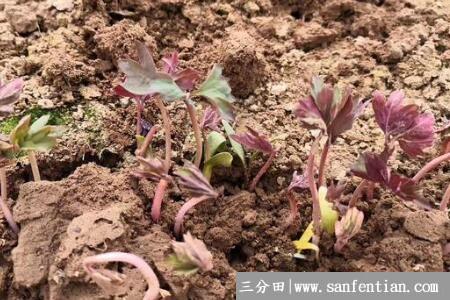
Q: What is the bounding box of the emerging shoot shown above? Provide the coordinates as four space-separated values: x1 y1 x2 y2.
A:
167 232 213 275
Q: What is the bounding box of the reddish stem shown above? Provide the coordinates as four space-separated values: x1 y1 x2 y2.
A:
349 180 367 208
317 138 330 187
151 179 169 223
136 125 160 157
136 99 143 136
83 252 160 300
0 168 19 235
185 99 203 168
286 191 299 227
155 98 171 172
150 98 172 223
412 152 450 183
250 151 276 191
440 183 450 211
307 142 321 235
174 195 210 237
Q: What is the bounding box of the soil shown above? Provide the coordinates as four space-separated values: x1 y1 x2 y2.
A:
0 0 450 299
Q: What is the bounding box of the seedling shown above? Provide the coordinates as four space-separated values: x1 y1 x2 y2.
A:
231 127 276 191
295 76 368 186
0 77 23 234
83 252 169 300
351 90 440 208
117 42 234 222
200 106 221 132
202 131 233 181
10 115 63 181
166 232 213 275
174 161 218 237
334 207 364 253
286 170 308 227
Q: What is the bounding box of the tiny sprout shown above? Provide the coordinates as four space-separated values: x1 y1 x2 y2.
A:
167 232 213 275
83 252 168 300
10 115 63 181
318 186 339 235
231 126 276 191
174 161 218 237
133 156 171 182
334 207 364 253
202 131 233 181
293 222 319 258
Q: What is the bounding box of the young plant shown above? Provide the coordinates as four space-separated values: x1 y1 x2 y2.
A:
285 170 309 227
166 232 213 275
202 131 233 181
294 76 368 187
174 161 218 237
117 42 234 222
83 252 169 300
231 127 276 191
9 115 63 181
351 90 439 207
0 77 23 234
334 207 364 253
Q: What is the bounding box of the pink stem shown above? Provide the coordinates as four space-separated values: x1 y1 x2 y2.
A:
307 143 321 235
440 182 450 211
349 180 367 208
83 252 160 300
136 100 143 136
0 168 19 235
412 152 450 183
150 98 172 223
317 139 330 187
174 195 210 237
286 192 299 227
151 179 169 223
250 151 276 191
185 99 203 168
136 125 160 157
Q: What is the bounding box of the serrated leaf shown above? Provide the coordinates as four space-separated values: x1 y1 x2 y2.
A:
222 120 245 167
205 131 227 160
195 65 235 121
10 115 31 148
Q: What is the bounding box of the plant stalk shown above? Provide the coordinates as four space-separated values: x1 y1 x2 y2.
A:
307 143 321 235
440 183 450 211
136 99 143 136
250 151 276 191
83 252 160 300
317 138 330 187
286 191 299 227
412 152 450 183
184 99 203 168
150 98 172 223
136 125 159 157
28 151 41 181
0 168 19 234
349 180 367 208
174 195 210 237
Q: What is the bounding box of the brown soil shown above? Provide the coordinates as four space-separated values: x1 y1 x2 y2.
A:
1 0 450 299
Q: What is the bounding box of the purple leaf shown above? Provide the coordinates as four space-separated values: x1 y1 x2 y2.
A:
372 90 435 157
175 160 218 199
133 156 170 182
294 76 367 143
351 152 423 203
0 78 24 109
162 52 200 91
231 126 274 154
200 106 222 132
288 170 309 192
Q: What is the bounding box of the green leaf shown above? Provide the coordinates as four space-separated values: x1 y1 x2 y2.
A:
205 131 227 160
29 115 50 135
195 65 235 121
166 254 199 276
203 152 233 180
318 187 339 235
10 115 31 148
22 138 56 152
222 120 245 167
148 79 185 102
